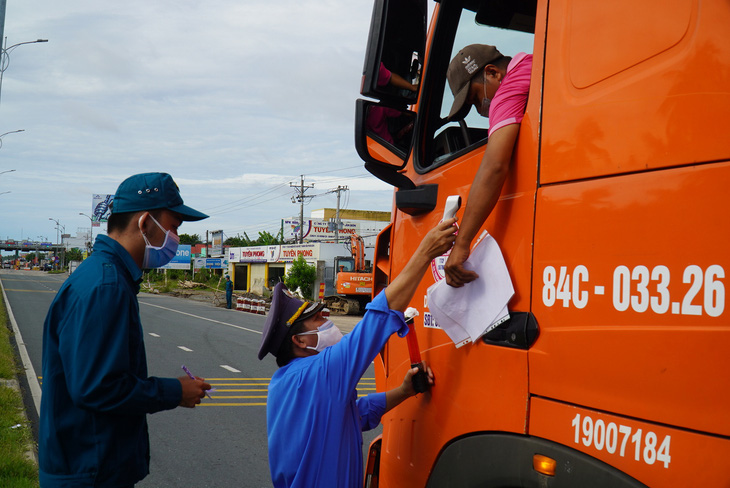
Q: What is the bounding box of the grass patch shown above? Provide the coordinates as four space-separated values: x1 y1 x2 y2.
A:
0 306 16 380
143 269 227 295
0 297 39 487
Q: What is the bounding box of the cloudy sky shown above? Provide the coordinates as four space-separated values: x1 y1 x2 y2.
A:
0 0 400 245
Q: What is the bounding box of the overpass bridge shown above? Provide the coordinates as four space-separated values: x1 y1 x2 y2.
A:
0 240 65 253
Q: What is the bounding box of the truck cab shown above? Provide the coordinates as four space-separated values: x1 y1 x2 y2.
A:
356 0 730 486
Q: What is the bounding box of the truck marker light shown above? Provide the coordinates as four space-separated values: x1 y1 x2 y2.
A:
532 454 556 477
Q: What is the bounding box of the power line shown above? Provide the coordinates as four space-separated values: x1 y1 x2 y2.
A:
197 168 382 242
225 218 284 235
198 170 373 217
202 182 290 213
209 192 288 217
303 164 363 176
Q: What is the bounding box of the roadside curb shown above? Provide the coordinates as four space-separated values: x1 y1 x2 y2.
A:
0 275 41 465
0 277 42 414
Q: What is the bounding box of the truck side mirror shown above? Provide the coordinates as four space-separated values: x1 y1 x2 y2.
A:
361 0 427 107
355 99 417 189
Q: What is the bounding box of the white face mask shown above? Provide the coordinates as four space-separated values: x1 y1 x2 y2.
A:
477 72 492 118
139 214 180 269
297 320 343 352
476 71 502 118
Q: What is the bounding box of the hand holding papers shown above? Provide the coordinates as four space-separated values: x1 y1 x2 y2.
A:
427 232 514 348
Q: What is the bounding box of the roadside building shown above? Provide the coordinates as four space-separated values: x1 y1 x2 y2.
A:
229 208 390 298
228 242 351 297
283 208 390 247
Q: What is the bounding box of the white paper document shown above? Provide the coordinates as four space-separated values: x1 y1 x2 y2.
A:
426 232 514 348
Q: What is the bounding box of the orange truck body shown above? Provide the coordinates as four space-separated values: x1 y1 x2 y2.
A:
356 0 729 486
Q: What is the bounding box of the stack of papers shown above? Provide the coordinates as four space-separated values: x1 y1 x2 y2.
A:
426 232 514 348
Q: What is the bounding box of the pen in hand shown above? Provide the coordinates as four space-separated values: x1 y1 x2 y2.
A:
181 365 213 399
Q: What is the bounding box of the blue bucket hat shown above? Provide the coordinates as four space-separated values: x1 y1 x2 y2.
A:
111 172 208 221
258 282 325 360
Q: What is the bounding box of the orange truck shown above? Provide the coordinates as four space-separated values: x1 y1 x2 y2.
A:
355 0 729 486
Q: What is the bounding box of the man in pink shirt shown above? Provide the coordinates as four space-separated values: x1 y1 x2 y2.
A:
443 44 533 287
367 63 418 144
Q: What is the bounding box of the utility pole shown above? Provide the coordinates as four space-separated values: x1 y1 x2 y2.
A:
290 175 314 244
328 185 348 243
0 1 6 53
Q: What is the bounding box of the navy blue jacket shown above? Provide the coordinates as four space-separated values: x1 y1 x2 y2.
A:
39 235 182 487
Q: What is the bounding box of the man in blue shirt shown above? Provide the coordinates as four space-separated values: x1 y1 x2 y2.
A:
258 218 457 487
39 172 212 487
225 274 233 309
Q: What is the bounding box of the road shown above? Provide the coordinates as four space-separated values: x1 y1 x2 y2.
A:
1 269 376 487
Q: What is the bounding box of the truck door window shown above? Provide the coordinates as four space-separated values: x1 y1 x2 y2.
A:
420 5 534 171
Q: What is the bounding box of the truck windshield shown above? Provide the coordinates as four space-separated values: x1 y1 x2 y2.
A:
426 7 534 168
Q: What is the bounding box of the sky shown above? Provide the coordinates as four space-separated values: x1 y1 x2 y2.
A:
0 0 397 245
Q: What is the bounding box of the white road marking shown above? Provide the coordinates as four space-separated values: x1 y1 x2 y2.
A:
0 277 42 415
178 346 193 352
220 365 241 373
149 333 160 337
139 301 263 335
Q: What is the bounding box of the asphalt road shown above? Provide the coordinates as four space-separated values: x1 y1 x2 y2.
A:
1 269 376 487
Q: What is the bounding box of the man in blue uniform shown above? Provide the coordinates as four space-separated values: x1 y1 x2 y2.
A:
39 172 212 487
258 218 457 487
225 274 233 309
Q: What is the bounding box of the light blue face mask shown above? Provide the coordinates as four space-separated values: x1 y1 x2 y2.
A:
139 214 180 269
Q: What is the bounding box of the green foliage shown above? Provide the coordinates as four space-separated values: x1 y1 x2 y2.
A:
178 233 202 245
284 255 316 299
224 234 249 247
0 297 39 486
65 248 83 265
192 269 226 291
141 269 226 293
142 269 184 293
255 231 283 246
224 230 284 247
0 387 38 486
0 301 15 380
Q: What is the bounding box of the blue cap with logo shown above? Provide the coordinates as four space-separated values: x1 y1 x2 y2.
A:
111 172 208 221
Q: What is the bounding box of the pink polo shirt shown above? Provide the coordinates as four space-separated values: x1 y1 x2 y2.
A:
367 63 400 143
488 53 533 136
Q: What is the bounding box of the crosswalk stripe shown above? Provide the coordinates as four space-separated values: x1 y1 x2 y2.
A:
199 378 377 407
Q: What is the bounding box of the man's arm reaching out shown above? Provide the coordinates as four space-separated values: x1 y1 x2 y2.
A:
444 124 520 287
384 218 457 312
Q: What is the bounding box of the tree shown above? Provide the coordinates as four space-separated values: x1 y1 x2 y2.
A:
224 230 284 247
254 230 284 246
179 233 202 245
284 255 317 299
224 233 250 247
65 248 83 266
